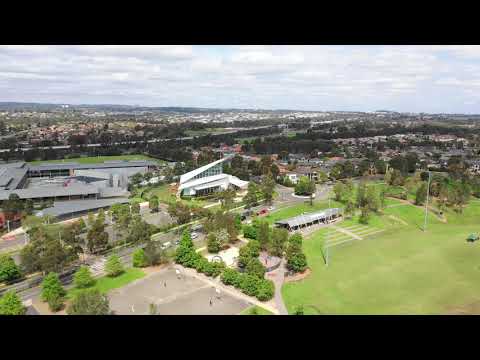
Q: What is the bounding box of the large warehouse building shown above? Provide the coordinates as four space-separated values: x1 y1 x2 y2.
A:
0 159 158 227
178 156 248 197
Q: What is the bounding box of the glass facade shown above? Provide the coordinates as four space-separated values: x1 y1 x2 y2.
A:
192 163 223 180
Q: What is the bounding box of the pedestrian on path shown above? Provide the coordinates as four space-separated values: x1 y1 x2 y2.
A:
209 298 213 306
164 281 167 287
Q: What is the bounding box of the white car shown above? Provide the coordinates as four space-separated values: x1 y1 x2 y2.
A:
191 232 198 239
268 206 275 211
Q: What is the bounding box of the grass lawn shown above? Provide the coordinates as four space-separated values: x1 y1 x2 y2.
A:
28 154 163 165
67 267 146 299
139 183 209 208
240 305 274 315
282 201 480 314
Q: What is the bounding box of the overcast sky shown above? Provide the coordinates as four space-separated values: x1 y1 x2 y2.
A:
1 45 480 113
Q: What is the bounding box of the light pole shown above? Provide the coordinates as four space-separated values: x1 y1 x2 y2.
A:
423 171 431 232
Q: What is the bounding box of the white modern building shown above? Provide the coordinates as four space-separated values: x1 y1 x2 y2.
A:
178 156 248 197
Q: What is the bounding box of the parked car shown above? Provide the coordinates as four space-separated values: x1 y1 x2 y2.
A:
257 209 268 216
268 206 275 211
174 239 180 245
191 232 199 239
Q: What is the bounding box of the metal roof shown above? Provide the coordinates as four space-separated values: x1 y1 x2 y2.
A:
28 160 157 172
275 208 341 228
39 198 129 217
0 184 99 200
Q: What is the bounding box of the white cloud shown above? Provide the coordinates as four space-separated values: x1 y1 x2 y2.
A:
0 45 479 112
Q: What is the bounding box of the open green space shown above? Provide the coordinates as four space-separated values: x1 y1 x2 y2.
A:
282 200 480 314
28 154 164 165
240 305 274 315
67 267 146 299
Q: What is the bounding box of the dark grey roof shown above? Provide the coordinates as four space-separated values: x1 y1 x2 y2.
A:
275 208 341 228
0 184 99 200
38 198 129 217
28 160 157 172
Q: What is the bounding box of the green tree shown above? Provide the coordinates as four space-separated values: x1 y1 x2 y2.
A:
0 291 26 315
132 248 148 267
295 176 315 196
67 288 110 315
261 174 276 204
0 255 22 284
175 230 195 265
257 221 270 251
344 199 355 219
219 189 236 210
41 272 66 312
73 266 96 289
87 217 109 254
415 182 428 205
270 228 288 257
207 232 221 253
144 240 165 266
333 182 347 202
238 240 261 268
244 182 259 209
105 254 124 277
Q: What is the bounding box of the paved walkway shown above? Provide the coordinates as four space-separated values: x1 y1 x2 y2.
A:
266 259 289 315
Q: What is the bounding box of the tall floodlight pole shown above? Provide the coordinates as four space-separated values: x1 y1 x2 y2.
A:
423 171 431 232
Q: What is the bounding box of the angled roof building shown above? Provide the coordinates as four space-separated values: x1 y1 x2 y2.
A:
178 156 248 197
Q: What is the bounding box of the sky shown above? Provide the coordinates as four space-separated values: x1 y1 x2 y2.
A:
1 45 480 113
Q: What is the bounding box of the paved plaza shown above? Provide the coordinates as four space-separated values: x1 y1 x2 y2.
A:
109 266 251 315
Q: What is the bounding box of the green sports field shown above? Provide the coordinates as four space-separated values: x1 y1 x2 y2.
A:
28 154 164 165
282 200 480 314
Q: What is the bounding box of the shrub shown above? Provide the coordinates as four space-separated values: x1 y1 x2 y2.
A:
203 260 225 278
132 248 147 268
255 279 275 301
0 255 22 284
105 255 124 277
238 240 261 268
221 268 241 286
243 225 257 240
239 274 260 296
73 266 96 289
246 258 266 279
207 233 221 253
287 252 308 273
